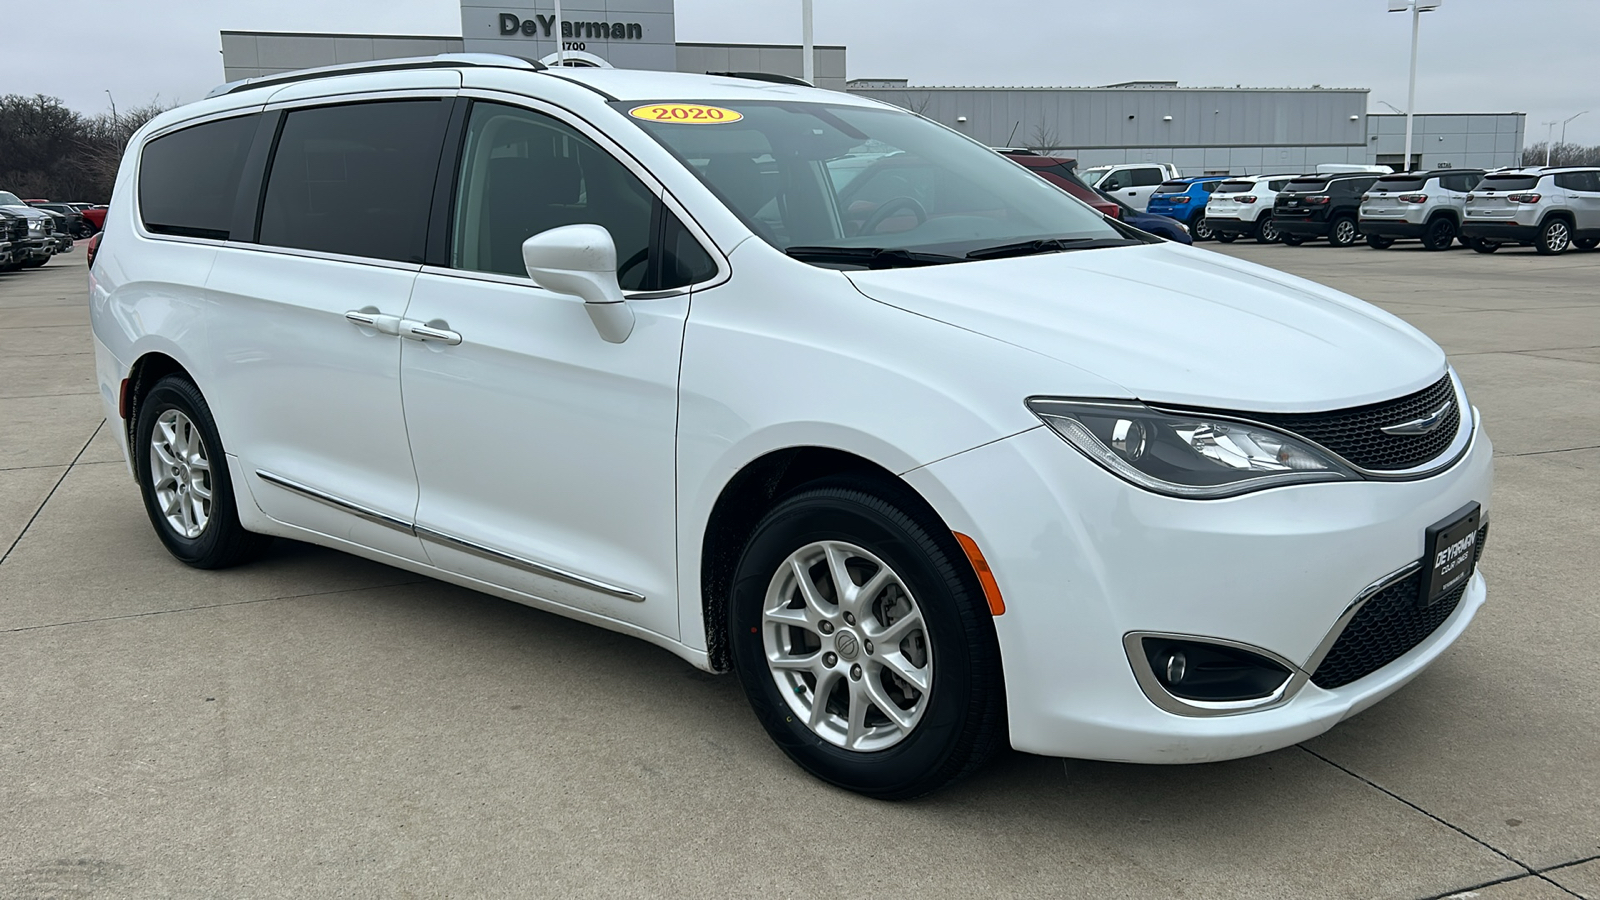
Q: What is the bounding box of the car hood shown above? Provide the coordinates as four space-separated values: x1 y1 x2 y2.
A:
844 242 1446 412
0 204 53 222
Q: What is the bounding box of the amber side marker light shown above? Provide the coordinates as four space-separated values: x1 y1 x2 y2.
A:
953 532 1006 616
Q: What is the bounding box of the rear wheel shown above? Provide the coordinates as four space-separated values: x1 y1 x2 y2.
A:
20 257 48 268
1535 217 1572 255
1366 234 1395 250
1422 217 1458 251
1469 238 1501 254
1255 218 1280 244
728 478 1004 800
1191 215 1215 241
1328 216 1360 247
134 375 272 568
1215 231 1237 243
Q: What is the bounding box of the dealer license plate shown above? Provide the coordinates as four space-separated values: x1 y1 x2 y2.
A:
1422 503 1480 607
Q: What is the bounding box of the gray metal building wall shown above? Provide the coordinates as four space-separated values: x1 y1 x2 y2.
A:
846 85 1373 175
1366 113 1525 170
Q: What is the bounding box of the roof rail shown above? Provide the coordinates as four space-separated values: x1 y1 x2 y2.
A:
705 71 813 87
205 53 545 99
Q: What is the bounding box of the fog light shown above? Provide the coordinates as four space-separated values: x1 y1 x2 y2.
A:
1143 637 1291 702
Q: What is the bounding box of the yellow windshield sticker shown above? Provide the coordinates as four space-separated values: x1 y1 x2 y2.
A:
629 103 744 125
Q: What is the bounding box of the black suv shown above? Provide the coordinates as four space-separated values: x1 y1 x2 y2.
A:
1272 173 1382 246
29 201 88 238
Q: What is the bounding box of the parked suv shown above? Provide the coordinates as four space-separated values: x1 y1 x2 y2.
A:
1145 176 1232 241
1359 169 1484 251
1272 173 1381 246
96 56 1491 799
1461 168 1600 255
1206 175 1299 243
0 190 58 267
29 201 90 238
1076 163 1180 211
1002 153 1124 219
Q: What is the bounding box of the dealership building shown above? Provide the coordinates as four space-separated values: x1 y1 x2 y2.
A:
219 0 1525 174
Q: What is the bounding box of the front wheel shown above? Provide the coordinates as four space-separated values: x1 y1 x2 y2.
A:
134 375 272 568
1328 216 1360 247
1366 234 1395 250
1190 216 1215 241
728 479 1005 800
1535 218 1572 255
1255 218 1281 244
1469 238 1501 254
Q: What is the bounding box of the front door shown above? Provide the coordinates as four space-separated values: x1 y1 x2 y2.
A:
399 98 717 637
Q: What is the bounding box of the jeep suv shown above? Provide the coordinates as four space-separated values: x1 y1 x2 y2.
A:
1145 176 1233 241
1076 163 1180 211
1206 175 1298 243
1272 173 1380 247
1461 168 1600 255
1359 169 1484 251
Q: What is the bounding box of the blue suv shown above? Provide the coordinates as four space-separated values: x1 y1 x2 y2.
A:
1145 176 1234 241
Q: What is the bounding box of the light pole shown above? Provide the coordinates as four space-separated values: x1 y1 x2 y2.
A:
105 90 117 128
801 0 814 85
1559 110 1589 156
1542 121 1558 165
1388 0 1442 171
554 0 564 66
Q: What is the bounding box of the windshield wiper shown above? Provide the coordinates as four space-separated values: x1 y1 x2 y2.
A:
963 237 1142 261
785 245 962 269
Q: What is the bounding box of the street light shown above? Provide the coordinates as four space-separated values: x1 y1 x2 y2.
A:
1560 110 1589 150
1375 100 1404 115
1387 0 1442 171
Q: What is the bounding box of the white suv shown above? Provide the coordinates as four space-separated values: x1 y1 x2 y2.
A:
1205 175 1299 243
1462 167 1600 254
1359 169 1485 251
92 56 1492 798
1076 163 1180 211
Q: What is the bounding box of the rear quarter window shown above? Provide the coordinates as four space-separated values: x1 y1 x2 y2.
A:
138 114 259 240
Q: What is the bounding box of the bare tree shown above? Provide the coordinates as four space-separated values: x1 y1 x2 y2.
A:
1027 119 1060 154
0 93 170 202
1520 141 1600 167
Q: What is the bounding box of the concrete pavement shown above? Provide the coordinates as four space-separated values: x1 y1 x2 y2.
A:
1 242 1595 899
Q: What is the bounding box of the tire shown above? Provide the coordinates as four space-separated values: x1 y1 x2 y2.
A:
1190 215 1215 241
1255 217 1280 244
1422 217 1457 251
1328 216 1360 247
1576 237 1598 251
1215 231 1237 243
728 477 1005 800
20 257 48 268
1535 217 1572 255
1281 233 1306 246
1366 234 1395 250
134 375 272 569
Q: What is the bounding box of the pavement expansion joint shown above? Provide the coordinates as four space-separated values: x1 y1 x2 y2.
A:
0 419 101 567
1500 444 1600 458
1300 746 1587 900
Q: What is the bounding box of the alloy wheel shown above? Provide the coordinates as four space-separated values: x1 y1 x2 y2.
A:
1258 218 1279 243
1542 220 1571 254
1332 218 1358 246
149 409 213 539
1192 216 1214 240
762 540 932 751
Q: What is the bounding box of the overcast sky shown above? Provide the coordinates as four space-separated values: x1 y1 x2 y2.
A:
9 0 1599 145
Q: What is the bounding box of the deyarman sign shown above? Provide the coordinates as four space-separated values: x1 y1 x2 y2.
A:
461 1 676 69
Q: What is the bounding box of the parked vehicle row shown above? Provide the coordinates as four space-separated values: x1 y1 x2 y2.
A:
0 190 66 272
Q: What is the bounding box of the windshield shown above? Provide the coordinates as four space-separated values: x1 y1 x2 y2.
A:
621 100 1125 262
0 191 27 207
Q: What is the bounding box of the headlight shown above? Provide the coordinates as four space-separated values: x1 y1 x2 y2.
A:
1027 398 1358 498
28 220 42 234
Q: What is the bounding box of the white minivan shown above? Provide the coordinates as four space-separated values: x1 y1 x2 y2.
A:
91 56 1492 799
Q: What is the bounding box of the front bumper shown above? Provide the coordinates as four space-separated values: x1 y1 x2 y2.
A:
1461 220 1539 243
904 413 1493 763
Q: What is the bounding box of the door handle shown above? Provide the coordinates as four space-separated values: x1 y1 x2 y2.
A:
400 319 462 346
346 308 403 335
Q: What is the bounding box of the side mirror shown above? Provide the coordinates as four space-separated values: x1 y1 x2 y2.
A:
522 224 635 344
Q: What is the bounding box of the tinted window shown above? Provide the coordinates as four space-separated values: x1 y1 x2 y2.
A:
1100 171 1128 191
451 101 659 289
1476 174 1540 192
1131 168 1165 187
139 114 258 240
1555 171 1600 191
1197 180 1225 193
1267 179 1293 191
659 210 717 288
259 101 448 262
1284 179 1329 193
1155 180 1190 194
1372 176 1427 192
1216 180 1255 193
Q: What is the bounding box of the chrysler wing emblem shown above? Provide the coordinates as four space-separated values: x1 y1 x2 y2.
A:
1380 400 1453 436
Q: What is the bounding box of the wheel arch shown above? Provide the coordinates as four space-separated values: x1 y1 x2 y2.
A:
124 351 196 446
699 445 950 672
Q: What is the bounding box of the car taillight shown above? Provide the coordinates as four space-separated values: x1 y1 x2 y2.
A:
1361 194 1371 201
1398 194 1428 204
1307 196 1330 205
1237 195 1257 203
1169 196 1191 204
86 232 102 268
1507 193 1541 203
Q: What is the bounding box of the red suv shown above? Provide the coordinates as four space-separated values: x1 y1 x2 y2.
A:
1000 152 1122 219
